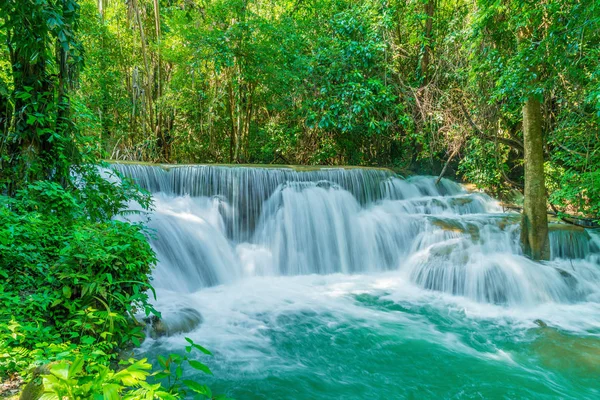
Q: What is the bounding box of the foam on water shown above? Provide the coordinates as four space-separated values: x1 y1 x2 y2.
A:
114 164 600 399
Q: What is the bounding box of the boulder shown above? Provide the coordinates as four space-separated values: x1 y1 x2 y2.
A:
146 307 203 339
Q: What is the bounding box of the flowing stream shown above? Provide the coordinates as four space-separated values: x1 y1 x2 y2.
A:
114 164 600 399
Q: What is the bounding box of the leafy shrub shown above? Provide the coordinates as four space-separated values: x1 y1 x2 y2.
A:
0 176 157 359
0 170 151 384
0 169 226 399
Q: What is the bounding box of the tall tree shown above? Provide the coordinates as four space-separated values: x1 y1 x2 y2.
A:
0 0 83 190
521 94 549 259
472 0 553 258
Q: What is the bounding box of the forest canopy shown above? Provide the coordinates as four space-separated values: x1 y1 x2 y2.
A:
1 0 599 218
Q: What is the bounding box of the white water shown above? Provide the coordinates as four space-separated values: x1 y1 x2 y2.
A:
111 164 600 398
113 164 600 307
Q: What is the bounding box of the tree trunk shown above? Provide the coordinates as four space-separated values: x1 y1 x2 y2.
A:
0 79 11 136
227 78 237 163
520 96 550 260
420 0 435 82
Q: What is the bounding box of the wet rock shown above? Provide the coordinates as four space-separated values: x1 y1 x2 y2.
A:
554 267 578 292
431 218 464 234
431 218 480 241
496 215 520 231
146 307 203 339
428 242 458 257
531 327 600 375
316 180 333 189
534 319 547 328
448 197 474 207
556 268 573 279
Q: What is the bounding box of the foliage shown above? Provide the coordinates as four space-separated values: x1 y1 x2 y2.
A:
1 331 224 399
0 174 154 380
65 0 600 218
0 1 224 398
0 0 84 188
0 177 226 397
35 337 225 399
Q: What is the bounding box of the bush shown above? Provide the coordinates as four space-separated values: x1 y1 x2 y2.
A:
0 176 156 360
0 169 226 399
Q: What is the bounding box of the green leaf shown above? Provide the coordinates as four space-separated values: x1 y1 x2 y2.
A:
185 337 213 355
81 335 96 345
103 383 121 400
188 360 212 375
49 362 70 381
183 380 212 397
68 357 84 377
38 394 60 400
157 355 168 368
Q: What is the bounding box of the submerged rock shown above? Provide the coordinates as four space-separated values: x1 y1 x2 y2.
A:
556 268 573 279
548 223 587 233
531 326 600 375
534 319 547 328
448 197 474 207
146 307 203 339
431 218 480 241
496 214 520 231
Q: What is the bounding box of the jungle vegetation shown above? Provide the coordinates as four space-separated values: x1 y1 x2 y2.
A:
0 0 598 398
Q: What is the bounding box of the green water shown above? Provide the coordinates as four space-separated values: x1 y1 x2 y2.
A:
144 275 600 400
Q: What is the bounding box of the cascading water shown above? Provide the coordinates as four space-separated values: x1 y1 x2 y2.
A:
113 164 600 399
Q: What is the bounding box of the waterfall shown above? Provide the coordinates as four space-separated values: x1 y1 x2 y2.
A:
113 163 600 305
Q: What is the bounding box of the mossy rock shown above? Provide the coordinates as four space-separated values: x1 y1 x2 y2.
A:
146 307 203 339
431 218 480 241
496 214 520 230
448 197 474 207
431 219 464 234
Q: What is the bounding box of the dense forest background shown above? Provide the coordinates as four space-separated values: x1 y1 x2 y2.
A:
64 0 599 218
0 0 599 216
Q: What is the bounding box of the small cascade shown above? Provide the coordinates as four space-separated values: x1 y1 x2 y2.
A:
549 224 592 260
114 164 393 241
146 195 242 292
114 163 600 305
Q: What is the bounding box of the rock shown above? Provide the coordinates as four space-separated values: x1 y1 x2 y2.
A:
429 242 458 257
431 218 464 234
449 197 473 207
554 268 578 291
556 268 573 279
19 365 49 400
146 307 203 339
531 327 600 374
431 218 480 241
534 319 547 328
496 214 520 231
316 180 333 189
